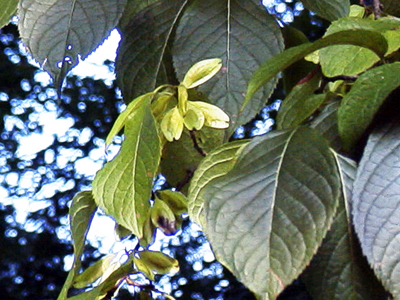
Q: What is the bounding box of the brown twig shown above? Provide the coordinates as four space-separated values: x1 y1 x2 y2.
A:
189 130 206 157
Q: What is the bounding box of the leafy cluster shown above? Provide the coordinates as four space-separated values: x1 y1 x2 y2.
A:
2 0 400 299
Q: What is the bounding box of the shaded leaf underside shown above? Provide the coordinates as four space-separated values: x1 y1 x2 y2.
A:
353 121 400 299
301 0 349 21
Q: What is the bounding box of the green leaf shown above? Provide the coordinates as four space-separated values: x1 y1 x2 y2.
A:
202 127 341 299
173 0 284 135
157 190 188 215
187 139 249 226
106 93 153 145
277 69 324 129
116 0 188 102
244 29 388 108
57 191 97 300
319 17 400 77
134 250 179 281
281 26 316 92
0 0 17 29
160 128 224 191
18 0 126 87
67 256 135 300
301 0 350 21
310 101 342 151
352 121 400 299
338 62 400 151
73 253 119 289
182 58 222 89
92 96 161 238
302 154 387 300
161 106 184 142
118 0 159 29
381 0 400 17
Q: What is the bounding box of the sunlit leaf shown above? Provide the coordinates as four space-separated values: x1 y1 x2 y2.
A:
134 250 179 281
92 96 161 238
277 69 324 129
319 17 400 77
202 127 341 299
18 0 126 87
173 0 284 135
187 139 249 226
116 0 188 102
158 190 188 215
161 106 184 142
302 154 387 300
352 121 400 299
301 0 350 21
0 0 17 29
181 58 222 89
244 29 388 108
338 62 400 151
73 253 119 289
106 93 153 145
57 191 97 300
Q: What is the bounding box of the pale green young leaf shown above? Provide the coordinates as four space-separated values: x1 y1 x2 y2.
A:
158 190 188 215
0 0 17 29
187 139 249 226
319 17 400 77
352 121 400 299
244 29 388 108
190 101 229 129
338 62 400 151
301 0 350 21
18 0 126 87
183 103 205 131
106 93 153 145
57 191 97 300
302 154 387 300
150 198 177 235
116 0 188 102
202 127 340 299
161 106 184 142
92 99 161 238
277 70 323 129
181 58 222 89
173 0 284 135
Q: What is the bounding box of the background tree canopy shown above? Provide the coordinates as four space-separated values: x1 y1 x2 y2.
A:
1 0 400 300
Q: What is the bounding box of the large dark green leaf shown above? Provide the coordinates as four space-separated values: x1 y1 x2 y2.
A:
161 127 224 192
57 191 97 300
301 0 349 21
18 0 126 86
338 62 400 151
0 0 17 29
173 0 284 135
302 154 387 300
187 139 249 226
244 29 388 107
310 101 341 151
352 121 400 299
118 0 159 28
319 17 400 77
381 0 400 17
92 95 161 237
116 0 188 102
203 127 341 299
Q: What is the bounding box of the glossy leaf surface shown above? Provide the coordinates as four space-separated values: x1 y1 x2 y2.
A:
203 127 341 299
